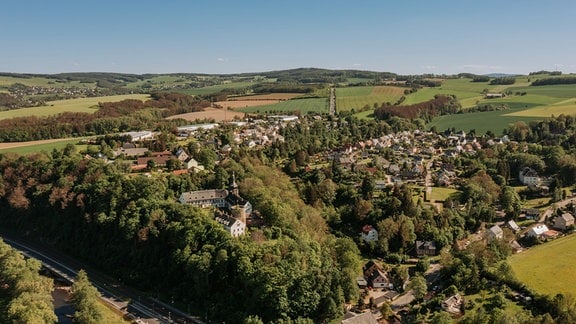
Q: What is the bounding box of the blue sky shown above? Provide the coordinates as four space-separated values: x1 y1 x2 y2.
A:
1 0 575 75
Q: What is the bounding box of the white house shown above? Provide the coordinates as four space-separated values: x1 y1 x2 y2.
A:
361 225 378 243
519 167 540 186
215 214 246 237
526 224 549 238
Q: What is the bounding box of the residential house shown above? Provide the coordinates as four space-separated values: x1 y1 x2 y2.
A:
368 268 392 289
526 224 549 238
416 241 437 257
507 220 521 233
485 93 504 99
361 225 378 243
524 208 540 220
183 157 205 172
553 213 575 230
175 148 189 162
519 167 540 186
362 260 393 289
485 225 503 242
362 260 381 278
215 212 245 237
442 294 464 314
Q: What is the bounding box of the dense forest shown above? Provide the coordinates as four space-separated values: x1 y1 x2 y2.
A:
0 150 359 322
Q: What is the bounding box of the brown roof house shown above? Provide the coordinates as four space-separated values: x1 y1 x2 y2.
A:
416 240 437 257
553 213 575 231
362 261 393 289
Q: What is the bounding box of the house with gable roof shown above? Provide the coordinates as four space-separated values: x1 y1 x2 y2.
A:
553 213 575 231
519 167 540 186
485 225 503 242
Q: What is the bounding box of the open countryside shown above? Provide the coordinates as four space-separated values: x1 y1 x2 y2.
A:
510 234 576 296
3 69 576 323
0 94 150 120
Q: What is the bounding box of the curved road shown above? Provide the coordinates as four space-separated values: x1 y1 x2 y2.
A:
1 233 202 324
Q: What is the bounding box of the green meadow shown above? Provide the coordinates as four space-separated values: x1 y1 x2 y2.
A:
0 94 150 120
509 234 576 297
0 138 88 155
175 81 256 96
336 86 405 111
235 98 328 114
426 109 541 135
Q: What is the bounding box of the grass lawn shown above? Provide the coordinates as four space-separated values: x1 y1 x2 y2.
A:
0 94 150 120
428 187 460 202
235 98 328 114
509 234 576 296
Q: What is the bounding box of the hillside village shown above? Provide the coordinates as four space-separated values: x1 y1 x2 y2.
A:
76 112 576 322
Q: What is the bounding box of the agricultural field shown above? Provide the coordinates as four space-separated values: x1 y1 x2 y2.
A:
0 138 87 155
229 93 303 101
336 86 406 111
0 76 96 88
235 98 328 114
124 75 191 90
215 93 304 109
175 81 256 96
404 79 493 107
426 108 541 135
509 234 576 297
0 94 150 120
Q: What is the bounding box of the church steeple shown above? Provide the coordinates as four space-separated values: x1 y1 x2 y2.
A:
229 172 239 196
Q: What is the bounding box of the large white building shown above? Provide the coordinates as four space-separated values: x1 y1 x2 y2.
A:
179 174 251 237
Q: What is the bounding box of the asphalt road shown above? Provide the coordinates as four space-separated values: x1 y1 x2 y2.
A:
0 232 203 324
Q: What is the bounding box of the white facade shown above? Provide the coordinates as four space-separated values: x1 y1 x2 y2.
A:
361 225 379 242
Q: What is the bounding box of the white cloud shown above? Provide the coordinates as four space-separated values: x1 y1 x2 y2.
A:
421 65 437 70
217 58 229 62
